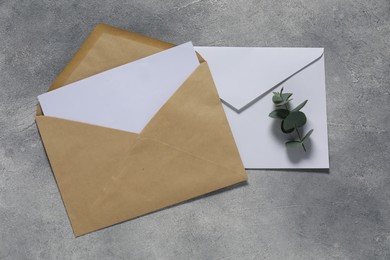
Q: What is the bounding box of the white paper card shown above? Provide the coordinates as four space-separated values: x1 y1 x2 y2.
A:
38 42 199 133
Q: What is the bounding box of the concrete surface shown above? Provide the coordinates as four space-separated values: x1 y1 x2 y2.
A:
1 0 389 259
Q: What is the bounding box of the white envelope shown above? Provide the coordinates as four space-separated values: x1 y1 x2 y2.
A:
195 47 329 169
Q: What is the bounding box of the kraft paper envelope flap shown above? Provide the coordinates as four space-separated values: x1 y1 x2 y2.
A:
195 47 329 169
36 24 246 236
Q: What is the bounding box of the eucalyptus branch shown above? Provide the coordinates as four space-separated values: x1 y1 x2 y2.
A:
269 88 313 152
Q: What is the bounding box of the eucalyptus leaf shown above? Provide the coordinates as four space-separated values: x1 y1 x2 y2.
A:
275 98 293 107
302 129 314 142
292 100 308 112
281 93 293 101
285 140 302 148
281 121 294 133
272 94 283 104
269 109 290 119
283 111 307 130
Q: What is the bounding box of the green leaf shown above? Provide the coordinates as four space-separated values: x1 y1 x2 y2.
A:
272 94 283 104
272 89 292 105
301 129 314 143
269 109 290 119
281 121 294 133
281 93 293 101
285 140 302 149
283 111 307 131
292 100 308 112
275 98 293 107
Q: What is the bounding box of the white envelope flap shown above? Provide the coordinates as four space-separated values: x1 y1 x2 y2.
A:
195 47 324 112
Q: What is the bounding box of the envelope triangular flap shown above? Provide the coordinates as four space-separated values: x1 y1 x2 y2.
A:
195 47 324 111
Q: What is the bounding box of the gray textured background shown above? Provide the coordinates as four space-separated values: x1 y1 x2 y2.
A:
1 0 389 259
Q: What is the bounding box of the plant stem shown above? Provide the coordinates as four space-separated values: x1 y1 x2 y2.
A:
295 127 306 152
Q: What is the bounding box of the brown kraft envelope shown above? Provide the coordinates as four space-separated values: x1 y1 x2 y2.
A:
36 24 247 237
